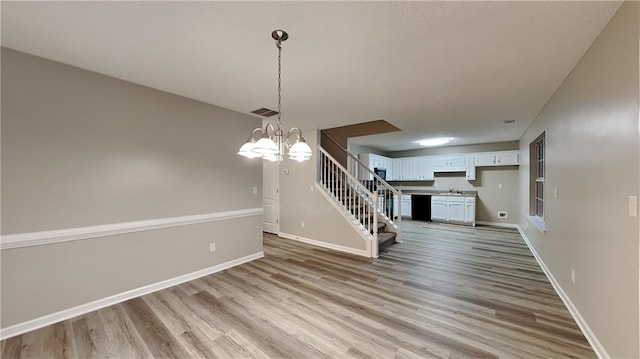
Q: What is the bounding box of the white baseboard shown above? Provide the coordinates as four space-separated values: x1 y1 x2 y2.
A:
278 232 370 257
1 208 264 250
0 251 264 341
516 225 609 359
476 221 518 228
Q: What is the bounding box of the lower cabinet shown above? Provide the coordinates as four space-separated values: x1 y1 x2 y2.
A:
393 195 412 218
464 197 476 225
431 197 448 221
431 196 475 226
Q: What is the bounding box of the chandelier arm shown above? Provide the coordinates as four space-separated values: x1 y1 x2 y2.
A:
286 127 303 142
250 127 264 140
263 122 276 137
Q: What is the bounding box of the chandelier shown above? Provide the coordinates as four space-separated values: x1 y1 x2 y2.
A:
238 30 312 162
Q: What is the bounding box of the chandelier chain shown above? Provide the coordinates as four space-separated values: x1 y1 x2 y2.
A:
276 38 282 126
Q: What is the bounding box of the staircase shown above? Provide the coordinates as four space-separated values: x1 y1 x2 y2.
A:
317 143 402 258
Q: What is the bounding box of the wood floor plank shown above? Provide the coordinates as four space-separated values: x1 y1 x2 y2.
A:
1 220 596 358
121 297 190 358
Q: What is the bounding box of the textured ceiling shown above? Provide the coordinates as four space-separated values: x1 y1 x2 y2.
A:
1 1 622 151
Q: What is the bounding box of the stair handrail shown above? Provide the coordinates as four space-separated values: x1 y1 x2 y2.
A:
317 146 374 198
347 152 400 197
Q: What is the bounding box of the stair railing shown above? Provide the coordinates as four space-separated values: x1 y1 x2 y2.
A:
346 152 402 230
318 146 379 257
321 131 402 236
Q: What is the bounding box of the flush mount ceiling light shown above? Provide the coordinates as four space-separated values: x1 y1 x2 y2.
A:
418 137 453 147
238 30 312 163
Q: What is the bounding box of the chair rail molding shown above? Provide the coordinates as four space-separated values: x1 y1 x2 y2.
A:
1 208 264 250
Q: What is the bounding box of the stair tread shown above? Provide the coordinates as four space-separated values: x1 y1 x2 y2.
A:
378 231 397 252
378 232 396 242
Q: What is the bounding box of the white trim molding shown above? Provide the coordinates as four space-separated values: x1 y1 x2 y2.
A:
475 221 518 229
1 208 264 250
516 225 609 359
0 251 264 341
278 232 370 257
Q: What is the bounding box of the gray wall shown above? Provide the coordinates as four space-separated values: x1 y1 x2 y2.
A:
346 141 380 157
518 3 639 357
1 48 264 327
394 168 519 224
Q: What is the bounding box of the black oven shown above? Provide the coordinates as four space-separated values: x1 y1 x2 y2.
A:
374 167 387 180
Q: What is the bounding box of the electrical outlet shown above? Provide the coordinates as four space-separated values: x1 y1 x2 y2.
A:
310 185 314 192
252 186 258 195
554 187 558 199
498 211 508 218
629 196 638 217
301 221 305 228
570 269 575 284
209 243 216 252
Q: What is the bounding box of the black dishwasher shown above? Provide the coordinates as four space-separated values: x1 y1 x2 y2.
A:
411 195 432 221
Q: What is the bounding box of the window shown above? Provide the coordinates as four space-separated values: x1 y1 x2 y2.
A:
529 133 545 226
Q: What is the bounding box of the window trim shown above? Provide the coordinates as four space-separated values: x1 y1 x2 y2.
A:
529 132 545 231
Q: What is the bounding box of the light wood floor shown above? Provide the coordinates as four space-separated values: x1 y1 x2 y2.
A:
1 221 596 358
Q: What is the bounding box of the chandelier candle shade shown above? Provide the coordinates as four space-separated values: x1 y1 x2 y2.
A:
238 30 312 162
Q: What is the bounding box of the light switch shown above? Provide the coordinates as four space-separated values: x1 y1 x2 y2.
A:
252 186 258 194
498 184 503 189
629 196 638 217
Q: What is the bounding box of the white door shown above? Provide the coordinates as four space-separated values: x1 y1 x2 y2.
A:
263 161 279 234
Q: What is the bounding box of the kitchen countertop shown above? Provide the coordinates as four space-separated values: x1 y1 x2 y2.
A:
396 188 477 197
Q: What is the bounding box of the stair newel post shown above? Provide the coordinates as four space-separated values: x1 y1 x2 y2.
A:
372 191 379 258
339 167 343 207
396 189 402 243
322 152 326 187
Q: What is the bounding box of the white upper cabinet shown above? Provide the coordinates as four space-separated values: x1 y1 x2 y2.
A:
496 151 520 165
410 158 434 180
474 151 520 167
474 153 496 167
421 159 435 180
411 157 422 180
360 150 518 182
465 156 476 181
359 153 393 180
391 159 402 180
433 155 466 172
400 159 412 180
